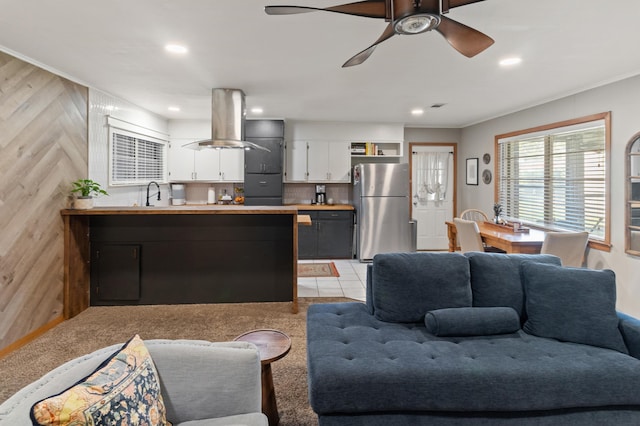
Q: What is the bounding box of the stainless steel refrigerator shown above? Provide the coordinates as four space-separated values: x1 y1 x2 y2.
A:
353 163 416 261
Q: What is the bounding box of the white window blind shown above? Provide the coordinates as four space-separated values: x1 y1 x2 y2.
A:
110 128 167 185
497 119 607 240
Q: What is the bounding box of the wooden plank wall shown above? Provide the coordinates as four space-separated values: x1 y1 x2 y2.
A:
0 51 88 352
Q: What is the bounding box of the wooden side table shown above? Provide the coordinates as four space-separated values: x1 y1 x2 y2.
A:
234 329 292 425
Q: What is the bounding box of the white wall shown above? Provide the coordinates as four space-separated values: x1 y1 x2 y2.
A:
460 74 640 316
403 127 462 165
88 89 170 207
286 120 404 142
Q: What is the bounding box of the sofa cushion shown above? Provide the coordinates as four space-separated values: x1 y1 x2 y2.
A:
176 413 267 426
425 307 520 337
31 334 169 426
370 252 471 323
307 302 640 415
465 252 561 319
522 262 628 354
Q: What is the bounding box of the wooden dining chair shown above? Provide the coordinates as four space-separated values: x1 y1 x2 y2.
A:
460 209 489 223
540 231 589 267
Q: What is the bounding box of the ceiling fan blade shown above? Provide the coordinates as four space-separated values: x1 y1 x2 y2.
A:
265 1 386 18
342 23 395 67
435 15 494 58
447 0 487 8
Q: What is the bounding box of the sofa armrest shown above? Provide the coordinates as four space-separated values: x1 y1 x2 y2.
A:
617 312 640 359
147 340 263 423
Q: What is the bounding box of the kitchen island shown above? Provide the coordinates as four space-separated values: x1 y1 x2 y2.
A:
61 206 300 318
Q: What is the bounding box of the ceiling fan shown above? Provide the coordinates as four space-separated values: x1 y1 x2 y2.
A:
264 0 494 67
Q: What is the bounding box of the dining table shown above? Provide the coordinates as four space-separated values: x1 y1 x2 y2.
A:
445 220 547 254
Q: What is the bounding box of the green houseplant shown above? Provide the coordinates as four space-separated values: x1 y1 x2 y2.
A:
71 179 108 209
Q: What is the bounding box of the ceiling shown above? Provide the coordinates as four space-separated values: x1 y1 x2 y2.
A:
2 0 640 128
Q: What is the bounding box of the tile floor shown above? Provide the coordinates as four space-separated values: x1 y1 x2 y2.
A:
298 259 368 301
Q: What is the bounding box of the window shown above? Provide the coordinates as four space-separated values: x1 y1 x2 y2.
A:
496 112 610 249
109 128 168 186
626 132 640 256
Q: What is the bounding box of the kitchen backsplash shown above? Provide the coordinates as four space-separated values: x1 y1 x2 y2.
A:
172 182 352 205
283 183 351 205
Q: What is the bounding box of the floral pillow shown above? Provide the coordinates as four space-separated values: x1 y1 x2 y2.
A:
31 335 170 426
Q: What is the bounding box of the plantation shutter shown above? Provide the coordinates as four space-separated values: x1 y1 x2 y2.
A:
110 128 167 185
497 120 606 239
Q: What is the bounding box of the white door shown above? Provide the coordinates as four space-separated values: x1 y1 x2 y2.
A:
411 145 455 250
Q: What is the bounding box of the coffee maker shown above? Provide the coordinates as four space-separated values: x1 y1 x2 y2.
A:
315 184 326 205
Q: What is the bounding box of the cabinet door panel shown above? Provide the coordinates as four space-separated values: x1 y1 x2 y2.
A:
220 149 244 181
328 141 352 182
317 213 354 258
245 138 283 173
285 140 308 182
194 149 220 181
169 143 196 181
93 244 140 301
307 141 330 182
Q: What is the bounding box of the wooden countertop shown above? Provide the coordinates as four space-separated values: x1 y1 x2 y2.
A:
61 205 299 216
286 204 354 211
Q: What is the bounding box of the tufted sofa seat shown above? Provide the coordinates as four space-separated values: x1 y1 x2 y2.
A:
306 252 640 426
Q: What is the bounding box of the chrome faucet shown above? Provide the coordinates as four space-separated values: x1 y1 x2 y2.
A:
146 181 161 206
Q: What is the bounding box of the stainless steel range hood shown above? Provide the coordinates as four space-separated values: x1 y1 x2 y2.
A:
183 88 269 151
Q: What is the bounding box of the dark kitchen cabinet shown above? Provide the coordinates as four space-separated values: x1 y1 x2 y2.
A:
298 210 354 259
91 244 141 301
244 120 285 205
245 120 284 174
244 138 283 173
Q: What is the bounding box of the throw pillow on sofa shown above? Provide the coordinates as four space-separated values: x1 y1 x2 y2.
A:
371 252 472 323
521 262 628 354
425 307 521 337
465 252 561 318
31 334 170 426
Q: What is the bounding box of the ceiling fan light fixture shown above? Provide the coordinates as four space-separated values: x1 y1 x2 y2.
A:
394 14 440 35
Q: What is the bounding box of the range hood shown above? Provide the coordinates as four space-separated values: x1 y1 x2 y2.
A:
183 88 269 151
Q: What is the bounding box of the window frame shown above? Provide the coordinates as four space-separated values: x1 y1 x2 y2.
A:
108 127 168 187
494 112 611 252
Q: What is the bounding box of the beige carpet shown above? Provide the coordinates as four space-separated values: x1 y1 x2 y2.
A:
0 297 353 425
298 262 340 277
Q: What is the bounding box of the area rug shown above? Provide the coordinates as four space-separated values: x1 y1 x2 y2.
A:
0 298 353 426
298 262 340 277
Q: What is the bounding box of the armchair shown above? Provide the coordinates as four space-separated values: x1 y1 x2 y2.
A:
0 340 268 426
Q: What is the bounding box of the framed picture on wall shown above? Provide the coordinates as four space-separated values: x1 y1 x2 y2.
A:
466 158 479 185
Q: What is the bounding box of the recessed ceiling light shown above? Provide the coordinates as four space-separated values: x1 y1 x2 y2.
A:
168 106 180 112
165 44 188 54
251 107 264 114
411 108 424 116
499 57 522 67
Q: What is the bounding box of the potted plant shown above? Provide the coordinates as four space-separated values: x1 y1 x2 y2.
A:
493 203 503 224
71 179 108 209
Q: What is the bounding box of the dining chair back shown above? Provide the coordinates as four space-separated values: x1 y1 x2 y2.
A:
453 218 485 253
540 231 589 267
460 209 489 223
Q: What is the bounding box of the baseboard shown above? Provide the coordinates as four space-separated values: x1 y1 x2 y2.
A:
0 315 64 359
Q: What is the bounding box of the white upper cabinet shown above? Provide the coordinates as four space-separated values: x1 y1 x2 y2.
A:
285 140 308 182
219 149 244 181
168 120 244 182
285 140 351 183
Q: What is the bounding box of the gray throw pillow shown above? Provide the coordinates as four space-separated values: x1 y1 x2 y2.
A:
425 307 521 337
521 261 628 354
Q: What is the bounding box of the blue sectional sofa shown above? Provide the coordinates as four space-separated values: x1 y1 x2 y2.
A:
306 252 640 425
